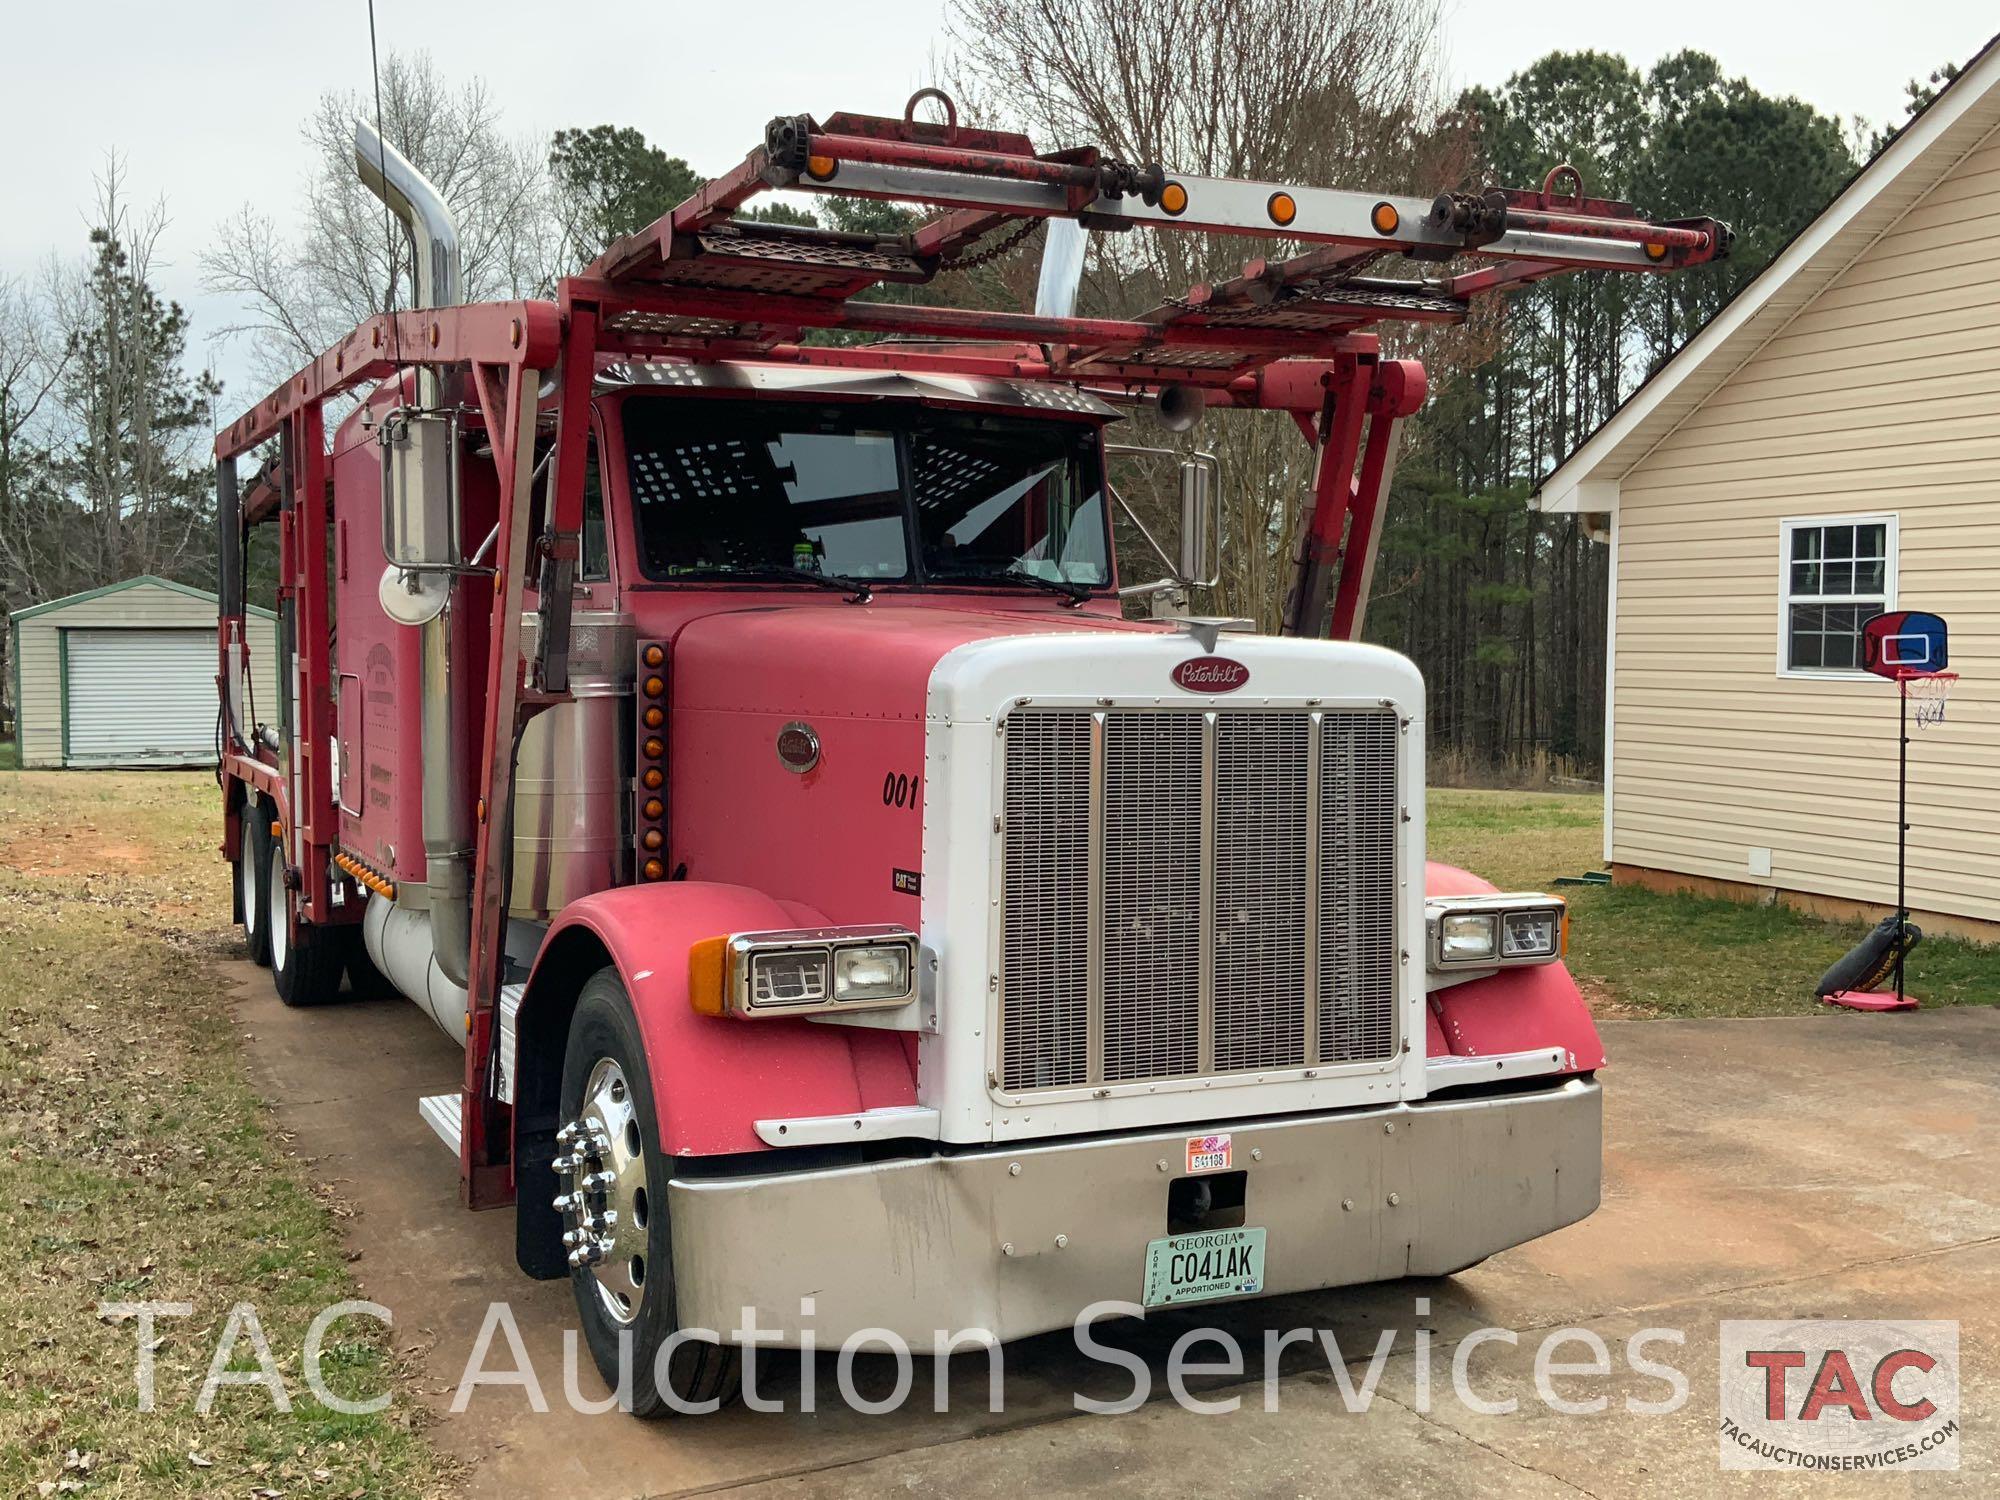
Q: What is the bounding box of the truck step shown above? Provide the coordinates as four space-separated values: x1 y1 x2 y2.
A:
417 1093 462 1156
495 982 525 1105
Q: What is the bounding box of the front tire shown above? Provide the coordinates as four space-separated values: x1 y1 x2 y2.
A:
266 826 349 1007
239 799 273 967
558 969 739 1417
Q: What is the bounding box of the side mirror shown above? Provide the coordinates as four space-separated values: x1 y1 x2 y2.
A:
380 407 459 571
1178 458 1214 586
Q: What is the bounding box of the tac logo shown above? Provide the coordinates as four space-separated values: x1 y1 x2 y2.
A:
1719 1319 1959 1472
1171 657 1250 694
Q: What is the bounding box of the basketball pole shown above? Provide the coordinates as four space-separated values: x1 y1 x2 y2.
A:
1894 678 1908 1006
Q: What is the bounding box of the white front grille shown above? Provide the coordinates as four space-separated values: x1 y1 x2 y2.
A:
999 707 1398 1094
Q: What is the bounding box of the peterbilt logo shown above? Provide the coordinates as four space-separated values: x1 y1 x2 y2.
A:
1171 657 1250 693
775 721 821 773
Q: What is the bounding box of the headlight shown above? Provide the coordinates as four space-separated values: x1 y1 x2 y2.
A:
1427 895 1566 972
834 943 911 1001
1439 912 1498 963
691 926 918 1017
750 949 829 1006
1501 909 1558 959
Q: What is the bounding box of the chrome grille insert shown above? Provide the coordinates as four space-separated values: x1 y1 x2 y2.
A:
999 712 1090 1091
1319 711 1400 1063
1101 713 1202 1082
1000 707 1398 1092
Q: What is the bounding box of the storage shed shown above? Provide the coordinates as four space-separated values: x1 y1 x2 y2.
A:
8 576 278 769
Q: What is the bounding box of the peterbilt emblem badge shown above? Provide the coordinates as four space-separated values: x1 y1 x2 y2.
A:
775 721 821 773
1172 657 1250 693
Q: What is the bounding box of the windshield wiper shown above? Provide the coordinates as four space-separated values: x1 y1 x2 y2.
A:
733 565 873 603
933 563 1093 606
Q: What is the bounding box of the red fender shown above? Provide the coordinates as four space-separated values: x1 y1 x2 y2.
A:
1424 862 1606 1073
519 881 918 1156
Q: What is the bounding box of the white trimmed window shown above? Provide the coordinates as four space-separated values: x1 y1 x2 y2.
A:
1778 514 1897 676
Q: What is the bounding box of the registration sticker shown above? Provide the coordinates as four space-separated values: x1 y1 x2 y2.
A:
1185 1132 1232 1173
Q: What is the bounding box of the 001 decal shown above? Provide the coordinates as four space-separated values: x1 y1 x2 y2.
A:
882 770 921 809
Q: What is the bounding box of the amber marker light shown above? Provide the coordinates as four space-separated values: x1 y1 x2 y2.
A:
643 706 665 729
805 154 838 181
643 857 667 883
642 644 665 668
643 736 665 760
1159 181 1188 216
642 829 664 851
1267 191 1297 227
642 766 664 790
1370 201 1400 235
643 797 665 822
688 935 727 1012
643 674 665 698
1644 242 1668 262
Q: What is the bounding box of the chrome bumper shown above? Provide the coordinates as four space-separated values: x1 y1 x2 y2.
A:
668 1077 1600 1351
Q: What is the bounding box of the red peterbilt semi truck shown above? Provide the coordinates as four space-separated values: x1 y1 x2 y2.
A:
213 98 1725 1413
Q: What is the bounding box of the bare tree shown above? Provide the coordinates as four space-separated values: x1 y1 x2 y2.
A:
201 51 554 393
945 0 1463 629
1 158 218 615
0 269 69 720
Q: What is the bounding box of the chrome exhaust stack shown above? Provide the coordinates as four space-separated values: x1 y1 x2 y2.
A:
355 118 472 989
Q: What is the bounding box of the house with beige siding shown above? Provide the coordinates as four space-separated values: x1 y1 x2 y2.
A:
9 576 277 769
1537 41 2000 940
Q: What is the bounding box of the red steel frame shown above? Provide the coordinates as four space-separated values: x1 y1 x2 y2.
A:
215 101 1723 1208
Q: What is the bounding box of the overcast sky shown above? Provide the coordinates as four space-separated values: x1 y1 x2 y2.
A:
1 1 1989 408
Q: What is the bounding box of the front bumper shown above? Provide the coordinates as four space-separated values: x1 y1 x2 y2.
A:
668 1076 1600 1351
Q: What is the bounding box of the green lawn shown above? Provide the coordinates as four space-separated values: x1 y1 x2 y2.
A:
0 740 17 770
1429 789 2000 1018
0 772 449 1498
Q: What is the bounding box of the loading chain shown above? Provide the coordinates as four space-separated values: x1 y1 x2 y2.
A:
939 216 1045 272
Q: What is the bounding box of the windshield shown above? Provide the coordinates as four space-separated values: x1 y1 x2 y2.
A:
622 397 1110 590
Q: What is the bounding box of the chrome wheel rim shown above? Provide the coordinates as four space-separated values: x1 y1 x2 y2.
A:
556 1057 649 1325
267 844 289 970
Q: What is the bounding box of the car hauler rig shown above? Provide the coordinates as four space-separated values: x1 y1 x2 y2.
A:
214 95 1726 1414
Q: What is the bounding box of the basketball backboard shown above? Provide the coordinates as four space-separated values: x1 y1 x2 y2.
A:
1861 610 1949 678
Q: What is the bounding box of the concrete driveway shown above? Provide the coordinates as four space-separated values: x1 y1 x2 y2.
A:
229 962 1996 1497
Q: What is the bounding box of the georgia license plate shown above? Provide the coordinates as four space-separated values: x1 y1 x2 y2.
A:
1142 1226 1266 1307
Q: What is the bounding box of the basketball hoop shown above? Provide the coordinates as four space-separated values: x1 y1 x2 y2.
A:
1897 669 1957 729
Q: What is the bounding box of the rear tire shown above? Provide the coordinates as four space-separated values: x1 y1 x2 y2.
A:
266 826 350 1007
239 800 273 968
559 969 739 1417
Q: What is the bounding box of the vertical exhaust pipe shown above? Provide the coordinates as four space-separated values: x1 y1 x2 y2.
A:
355 119 473 989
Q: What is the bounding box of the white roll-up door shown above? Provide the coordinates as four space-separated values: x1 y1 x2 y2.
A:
65 628 218 765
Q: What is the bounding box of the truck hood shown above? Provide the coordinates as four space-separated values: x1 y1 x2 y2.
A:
669 602 1156 721
663 603 1156 927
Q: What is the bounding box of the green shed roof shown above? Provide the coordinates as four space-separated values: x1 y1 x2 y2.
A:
8 574 276 623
